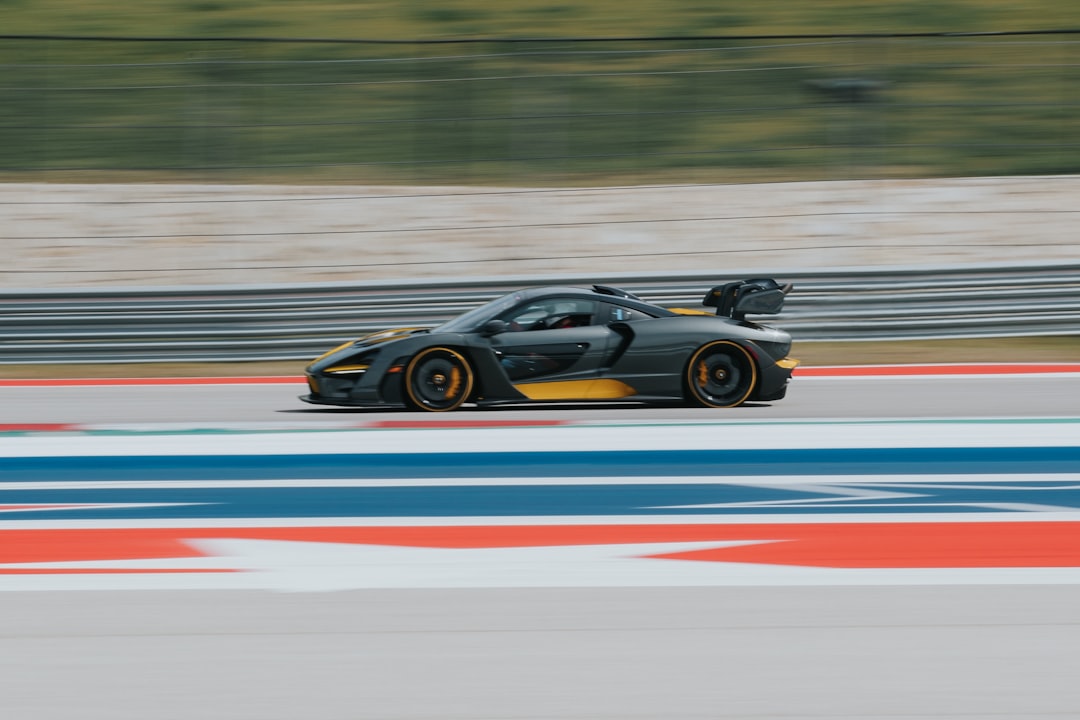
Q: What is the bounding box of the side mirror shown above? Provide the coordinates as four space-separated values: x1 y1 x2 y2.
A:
480 319 507 337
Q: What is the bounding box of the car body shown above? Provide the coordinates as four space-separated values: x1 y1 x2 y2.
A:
301 279 797 411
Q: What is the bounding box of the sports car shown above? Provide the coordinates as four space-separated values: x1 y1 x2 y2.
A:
301 279 797 411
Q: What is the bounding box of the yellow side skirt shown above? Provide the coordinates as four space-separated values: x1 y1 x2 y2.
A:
514 379 637 401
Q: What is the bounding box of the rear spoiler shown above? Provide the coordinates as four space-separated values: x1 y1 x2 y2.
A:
702 278 792 320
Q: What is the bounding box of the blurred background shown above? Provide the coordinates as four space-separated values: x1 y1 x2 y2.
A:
3 1 1079 184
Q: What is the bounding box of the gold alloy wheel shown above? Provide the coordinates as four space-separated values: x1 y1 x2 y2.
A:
403 347 475 412
684 340 757 408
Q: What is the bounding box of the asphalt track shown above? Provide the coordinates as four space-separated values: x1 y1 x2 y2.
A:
3 370 1080 720
3 365 1080 424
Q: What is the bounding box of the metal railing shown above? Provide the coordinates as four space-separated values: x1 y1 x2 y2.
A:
2 263 1078 364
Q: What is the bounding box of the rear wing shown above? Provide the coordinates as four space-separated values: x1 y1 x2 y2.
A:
702 278 792 320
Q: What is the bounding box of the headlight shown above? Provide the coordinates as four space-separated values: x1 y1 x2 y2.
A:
322 348 380 376
324 364 370 375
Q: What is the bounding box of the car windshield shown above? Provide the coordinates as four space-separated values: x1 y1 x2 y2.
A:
434 292 525 333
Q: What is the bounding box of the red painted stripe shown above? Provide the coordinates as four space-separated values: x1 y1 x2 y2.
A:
796 363 1080 377
0 376 304 387
367 419 568 429
2 522 1079 572
0 424 80 432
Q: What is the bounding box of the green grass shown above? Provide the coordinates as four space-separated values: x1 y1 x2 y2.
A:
5 1 1080 39
2 2 1080 184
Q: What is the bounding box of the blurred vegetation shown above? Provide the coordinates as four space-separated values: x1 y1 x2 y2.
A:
2 2 1079 185
5 1 1080 39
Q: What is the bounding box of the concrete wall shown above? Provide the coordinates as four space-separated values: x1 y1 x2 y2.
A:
4 176 1079 290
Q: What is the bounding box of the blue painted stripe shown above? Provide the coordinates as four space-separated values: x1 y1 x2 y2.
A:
3 446 1080 483
3 479 1080 520
2 445 1080 520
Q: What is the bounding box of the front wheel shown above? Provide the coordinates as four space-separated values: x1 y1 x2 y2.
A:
684 341 757 408
403 347 475 412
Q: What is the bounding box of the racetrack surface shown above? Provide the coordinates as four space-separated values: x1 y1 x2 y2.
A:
3 366 1080 425
4 586 1080 720
3 370 1080 720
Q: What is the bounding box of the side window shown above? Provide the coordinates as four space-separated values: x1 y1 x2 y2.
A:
607 303 654 322
502 303 549 330
501 298 597 331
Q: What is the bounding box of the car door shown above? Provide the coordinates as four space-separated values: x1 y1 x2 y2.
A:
489 297 615 383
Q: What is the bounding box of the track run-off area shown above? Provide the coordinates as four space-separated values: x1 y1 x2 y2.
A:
4 364 1080 720
3 363 1080 592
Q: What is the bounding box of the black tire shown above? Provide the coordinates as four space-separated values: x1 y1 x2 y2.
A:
403 347 475 412
684 340 757 408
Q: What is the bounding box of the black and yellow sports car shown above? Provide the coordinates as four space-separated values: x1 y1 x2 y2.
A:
301 279 797 411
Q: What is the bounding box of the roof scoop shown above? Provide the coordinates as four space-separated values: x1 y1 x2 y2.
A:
592 284 643 301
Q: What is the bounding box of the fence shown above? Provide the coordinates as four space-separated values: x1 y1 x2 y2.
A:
2 263 1078 364
3 31 1079 184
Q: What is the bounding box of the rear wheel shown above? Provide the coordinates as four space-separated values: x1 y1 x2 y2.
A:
685 341 757 408
403 347 475 412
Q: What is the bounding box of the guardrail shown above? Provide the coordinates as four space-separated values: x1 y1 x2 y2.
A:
2 263 1079 364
